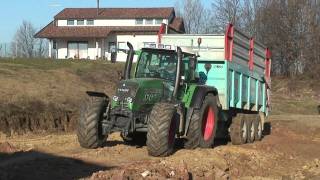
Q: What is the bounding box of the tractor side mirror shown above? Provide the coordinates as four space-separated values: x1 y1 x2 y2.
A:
189 56 197 71
188 56 197 81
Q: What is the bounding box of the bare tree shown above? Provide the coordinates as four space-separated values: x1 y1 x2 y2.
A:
212 0 242 32
11 21 48 58
11 21 37 58
175 0 209 34
37 38 49 58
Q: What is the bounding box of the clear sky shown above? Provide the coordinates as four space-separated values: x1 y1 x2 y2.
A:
0 0 212 43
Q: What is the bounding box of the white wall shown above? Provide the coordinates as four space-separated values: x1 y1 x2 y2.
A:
55 38 103 60
104 34 158 62
52 34 159 61
56 39 68 59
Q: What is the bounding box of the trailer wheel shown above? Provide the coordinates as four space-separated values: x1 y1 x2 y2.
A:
185 94 218 149
247 117 255 143
147 103 178 157
254 114 263 141
77 97 107 149
230 114 247 145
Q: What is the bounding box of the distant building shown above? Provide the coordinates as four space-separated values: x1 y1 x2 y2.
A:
35 7 185 61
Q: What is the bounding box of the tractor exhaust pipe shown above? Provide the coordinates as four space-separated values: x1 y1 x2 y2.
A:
124 42 134 80
173 47 182 99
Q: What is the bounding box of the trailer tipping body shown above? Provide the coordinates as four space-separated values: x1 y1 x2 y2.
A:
162 24 271 115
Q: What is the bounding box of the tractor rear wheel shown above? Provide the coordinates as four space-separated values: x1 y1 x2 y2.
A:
230 114 248 145
77 96 107 149
147 103 178 157
185 94 218 149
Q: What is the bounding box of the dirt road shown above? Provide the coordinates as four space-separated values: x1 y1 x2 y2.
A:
0 115 319 180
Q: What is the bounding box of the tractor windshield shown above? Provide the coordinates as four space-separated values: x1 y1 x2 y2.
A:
135 50 177 82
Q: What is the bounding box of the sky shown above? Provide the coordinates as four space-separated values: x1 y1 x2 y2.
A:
0 0 211 43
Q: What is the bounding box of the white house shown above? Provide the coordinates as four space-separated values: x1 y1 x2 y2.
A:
35 7 185 62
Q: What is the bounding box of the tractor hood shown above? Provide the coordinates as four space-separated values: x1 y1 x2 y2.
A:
112 78 174 111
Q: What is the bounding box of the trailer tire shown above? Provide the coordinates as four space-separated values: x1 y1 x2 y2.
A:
185 94 218 149
77 97 107 149
230 114 247 145
147 103 178 157
254 114 263 141
247 117 255 143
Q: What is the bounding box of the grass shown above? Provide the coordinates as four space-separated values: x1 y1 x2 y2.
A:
0 58 125 105
0 58 318 115
271 76 319 115
0 58 318 135
0 58 124 71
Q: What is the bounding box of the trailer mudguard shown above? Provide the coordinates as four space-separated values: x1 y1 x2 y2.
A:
190 85 219 109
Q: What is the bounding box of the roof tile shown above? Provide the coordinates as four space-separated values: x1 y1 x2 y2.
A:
55 7 174 19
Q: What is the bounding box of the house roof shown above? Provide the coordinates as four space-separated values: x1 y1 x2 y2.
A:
169 17 185 33
35 19 185 38
54 7 175 19
35 7 185 38
35 22 162 38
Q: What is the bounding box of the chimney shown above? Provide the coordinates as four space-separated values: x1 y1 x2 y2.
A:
97 0 100 15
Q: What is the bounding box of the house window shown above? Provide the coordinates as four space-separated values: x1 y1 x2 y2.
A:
87 19 94 25
53 41 57 49
144 42 156 48
67 20 75 25
68 42 88 59
77 19 85 25
145 19 154 25
155 19 163 25
118 42 127 52
135 19 143 25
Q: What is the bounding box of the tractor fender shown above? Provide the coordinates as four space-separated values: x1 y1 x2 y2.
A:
190 86 219 109
86 91 109 99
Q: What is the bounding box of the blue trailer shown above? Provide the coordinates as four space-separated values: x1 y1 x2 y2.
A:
162 24 271 144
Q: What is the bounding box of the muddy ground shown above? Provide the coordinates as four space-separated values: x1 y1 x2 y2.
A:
0 115 319 180
0 59 319 179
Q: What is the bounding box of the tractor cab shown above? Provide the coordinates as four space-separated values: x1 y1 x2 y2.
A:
111 43 198 112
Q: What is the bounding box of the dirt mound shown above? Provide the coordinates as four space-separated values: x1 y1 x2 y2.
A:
0 59 123 136
0 100 77 136
90 160 229 180
0 142 19 153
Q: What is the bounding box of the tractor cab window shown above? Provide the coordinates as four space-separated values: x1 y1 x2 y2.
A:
136 50 177 82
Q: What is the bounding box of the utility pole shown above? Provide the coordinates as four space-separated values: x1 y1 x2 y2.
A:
97 0 100 15
4 43 6 57
15 42 18 57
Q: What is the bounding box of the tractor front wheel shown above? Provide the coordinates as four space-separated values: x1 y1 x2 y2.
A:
147 103 178 157
77 96 108 149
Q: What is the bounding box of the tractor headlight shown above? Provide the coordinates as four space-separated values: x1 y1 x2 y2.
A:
126 97 133 103
112 96 119 102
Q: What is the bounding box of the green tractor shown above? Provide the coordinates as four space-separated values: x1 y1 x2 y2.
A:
77 42 220 157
